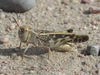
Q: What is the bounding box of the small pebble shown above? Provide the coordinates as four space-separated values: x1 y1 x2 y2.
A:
64 21 68 24
97 63 100 69
83 26 87 30
73 0 80 4
29 70 34 74
2 66 7 69
77 44 83 48
77 54 85 58
2 60 10 64
9 23 16 30
54 13 60 17
61 1 66 4
79 71 89 75
0 69 4 74
90 0 94 2
0 20 2 24
60 68 64 70
47 7 53 11
65 2 70 5
18 15 26 22
81 0 90 4
0 12 5 19
0 35 9 44
42 67 47 71
11 53 17 59
79 11 83 14
91 20 97 25
97 17 100 21
87 44 100 56
55 72 61 75
82 61 87 65
89 6 100 14
5 28 10 32
92 26 97 30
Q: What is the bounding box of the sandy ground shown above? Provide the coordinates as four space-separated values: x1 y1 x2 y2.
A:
0 0 100 75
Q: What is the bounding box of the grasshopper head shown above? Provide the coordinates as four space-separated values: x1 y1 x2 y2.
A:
18 25 29 43
13 17 30 43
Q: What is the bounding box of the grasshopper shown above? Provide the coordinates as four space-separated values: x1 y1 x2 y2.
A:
13 17 89 61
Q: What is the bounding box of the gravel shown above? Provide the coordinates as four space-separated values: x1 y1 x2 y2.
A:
0 0 100 75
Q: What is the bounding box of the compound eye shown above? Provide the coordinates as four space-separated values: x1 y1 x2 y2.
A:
21 28 26 33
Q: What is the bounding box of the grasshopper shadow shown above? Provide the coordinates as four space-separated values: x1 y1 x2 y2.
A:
21 47 66 56
0 46 67 57
80 48 89 56
0 47 49 57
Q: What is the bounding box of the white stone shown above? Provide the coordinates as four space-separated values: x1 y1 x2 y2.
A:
0 35 9 44
90 0 94 2
0 12 5 19
9 23 16 30
92 26 97 30
0 20 2 24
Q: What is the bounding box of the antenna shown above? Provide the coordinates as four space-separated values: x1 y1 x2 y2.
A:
12 17 20 28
